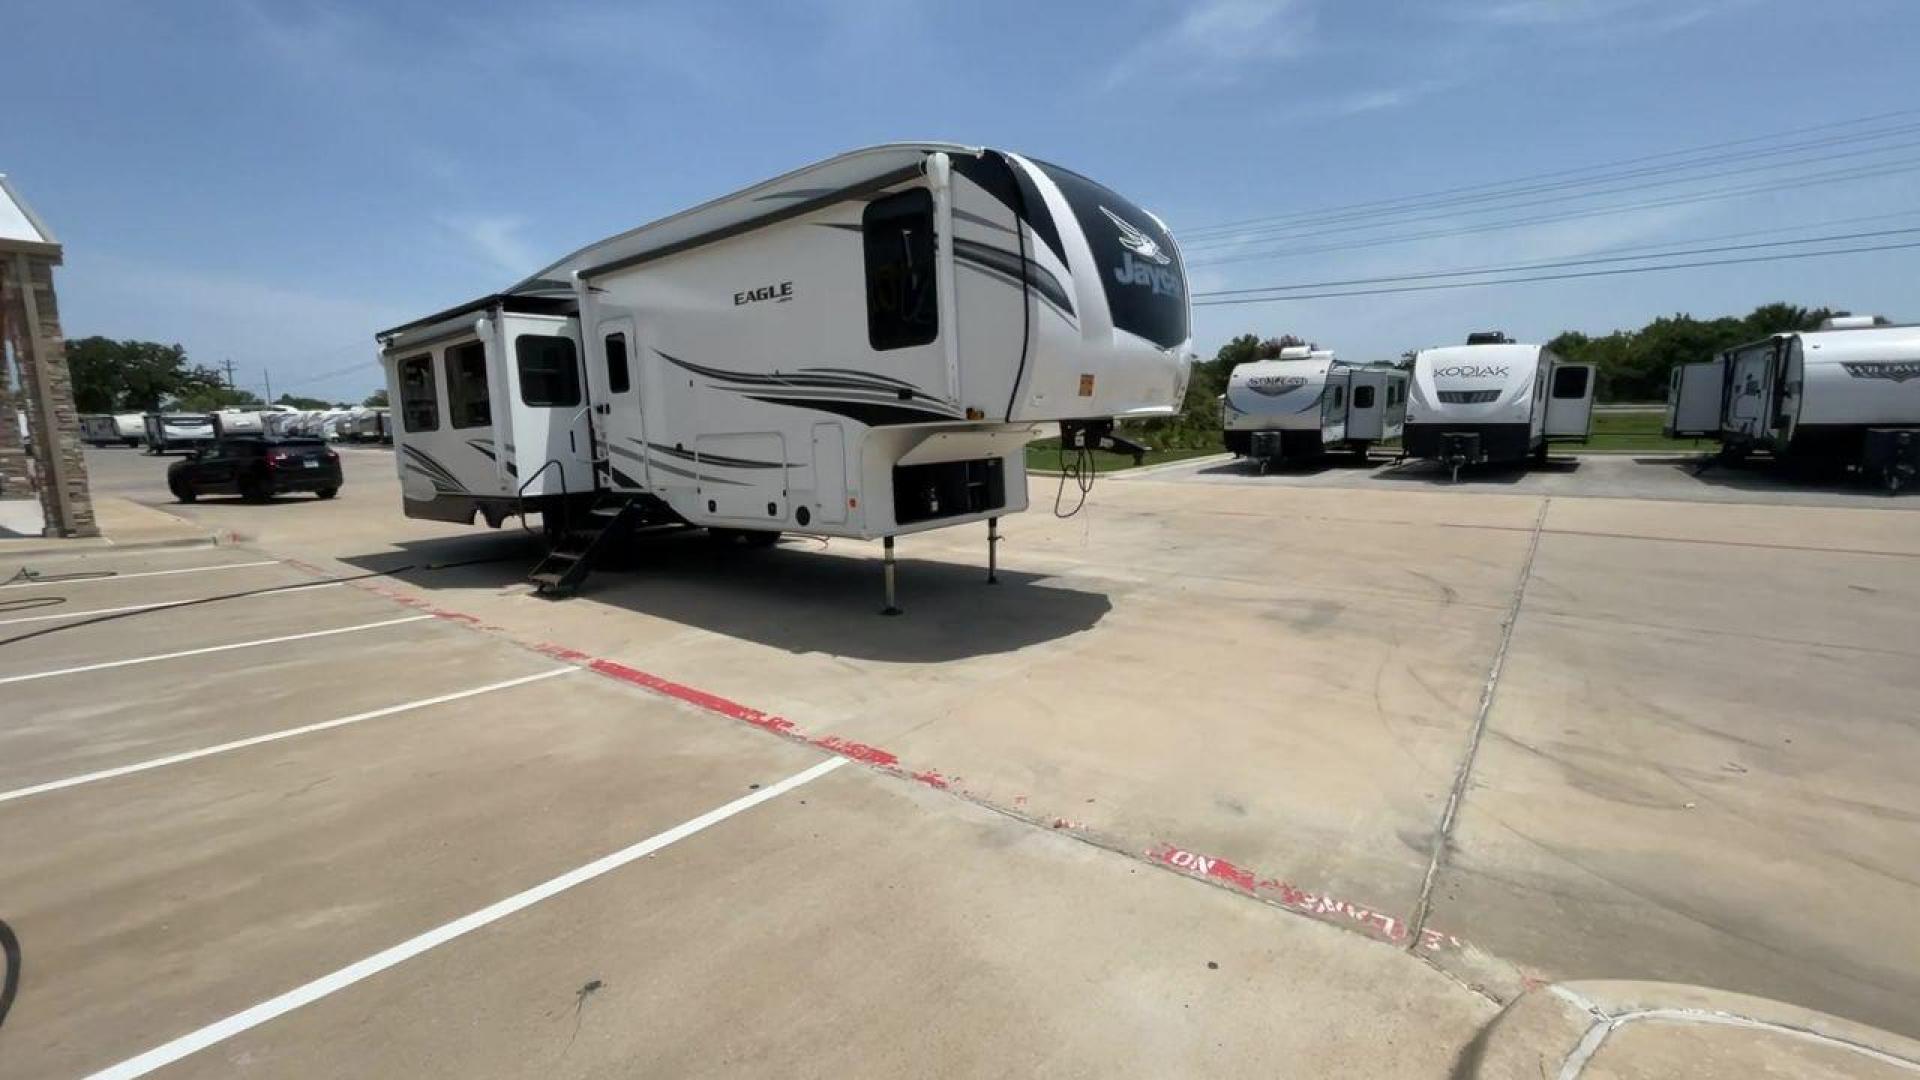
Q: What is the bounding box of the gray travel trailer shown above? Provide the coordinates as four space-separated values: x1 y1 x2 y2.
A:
141 413 216 455
1404 332 1594 479
1221 347 1407 470
377 143 1190 601
1667 316 1920 491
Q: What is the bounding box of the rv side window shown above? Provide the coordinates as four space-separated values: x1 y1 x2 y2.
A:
398 354 438 432
1552 366 1590 399
1353 385 1375 409
515 335 581 408
863 188 938 351
604 333 631 395
444 342 491 429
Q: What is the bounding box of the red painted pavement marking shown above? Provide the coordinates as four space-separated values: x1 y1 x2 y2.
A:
1150 844 1463 953
275 557 1465 953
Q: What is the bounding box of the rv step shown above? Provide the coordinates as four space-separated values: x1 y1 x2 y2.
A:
529 571 570 587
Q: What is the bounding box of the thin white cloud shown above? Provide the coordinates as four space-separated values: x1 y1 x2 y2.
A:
1446 0 1753 31
435 215 539 279
1102 0 1317 90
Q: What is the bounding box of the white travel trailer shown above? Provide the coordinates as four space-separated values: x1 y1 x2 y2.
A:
1222 346 1407 469
1404 332 1594 478
1668 316 1920 490
377 143 1190 601
78 413 145 447
142 412 216 454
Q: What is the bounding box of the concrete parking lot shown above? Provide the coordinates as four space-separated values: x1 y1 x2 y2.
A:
0 444 1915 1076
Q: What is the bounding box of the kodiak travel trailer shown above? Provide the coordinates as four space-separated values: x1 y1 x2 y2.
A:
1222 346 1407 470
377 143 1190 605
1665 316 1920 492
1405 332 1594 480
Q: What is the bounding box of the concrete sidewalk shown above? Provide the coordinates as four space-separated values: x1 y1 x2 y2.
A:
0 494 217 558
1468 981 1920 1078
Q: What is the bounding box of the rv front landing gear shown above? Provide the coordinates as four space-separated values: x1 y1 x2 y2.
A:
881 536 902 616
986 517 1000 584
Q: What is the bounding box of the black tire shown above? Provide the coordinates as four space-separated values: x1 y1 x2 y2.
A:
240 474 271 503
316 487 339 500
1532 440 1549 464
169 479 198 504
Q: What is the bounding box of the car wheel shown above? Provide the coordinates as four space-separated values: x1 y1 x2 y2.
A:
316 487 339 500
169 479 198 503
240 476 270 503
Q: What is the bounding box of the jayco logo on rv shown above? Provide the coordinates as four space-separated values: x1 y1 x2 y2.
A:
1102 206 1182 299
1434 365 1510 379
1842 361 1920 383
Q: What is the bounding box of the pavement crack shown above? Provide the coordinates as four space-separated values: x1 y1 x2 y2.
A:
1406 497 1550 948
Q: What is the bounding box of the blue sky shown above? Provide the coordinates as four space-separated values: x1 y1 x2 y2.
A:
3 0 1917 403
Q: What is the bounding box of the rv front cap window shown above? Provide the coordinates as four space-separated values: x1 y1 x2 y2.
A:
604 333 631 395
1552 365 1590 399
1033 160 1189 349
445 341 492 430
863 188 939 351
398 354 439 432
515 335 582 408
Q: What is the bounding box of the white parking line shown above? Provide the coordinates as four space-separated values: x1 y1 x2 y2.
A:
0 615 434 686
0 559 281 589
87 755 848 1079
0 581 346 627
0 668 577 805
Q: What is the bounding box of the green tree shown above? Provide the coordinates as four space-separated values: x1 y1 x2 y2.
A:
66 337 224 412
170 386 265 412
363 388 389 408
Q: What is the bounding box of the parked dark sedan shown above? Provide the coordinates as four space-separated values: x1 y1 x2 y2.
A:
167 437 342 502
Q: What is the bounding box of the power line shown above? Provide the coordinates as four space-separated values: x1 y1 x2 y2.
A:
1190 239 1920 307
1193 226 1920 297
1180 125 1920 250
1187 151 1920 258
1179 106 1920 238
1186 157 1920 267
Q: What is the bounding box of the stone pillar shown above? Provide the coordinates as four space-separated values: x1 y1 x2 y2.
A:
0 321 30 498
0 253 97 536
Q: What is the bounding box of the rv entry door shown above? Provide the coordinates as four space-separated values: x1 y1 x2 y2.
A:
594 320 645 490
1347 371 1387 440
1544 363 1595 439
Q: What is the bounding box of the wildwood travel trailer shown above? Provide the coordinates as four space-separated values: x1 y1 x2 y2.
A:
1667 316 1920 492
1222 347 1407 470
1405 332 1594 480
377 143 1190 605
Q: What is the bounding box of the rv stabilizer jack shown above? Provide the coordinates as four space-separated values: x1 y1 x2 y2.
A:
1059 419 1148 466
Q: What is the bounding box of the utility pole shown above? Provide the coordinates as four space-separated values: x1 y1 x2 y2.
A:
263 368 273 405
223 355 236 388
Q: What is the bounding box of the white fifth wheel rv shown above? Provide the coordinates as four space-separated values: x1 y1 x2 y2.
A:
1404 332 1594 479
1222 346 1407 469
1667 316 1920 491
377 143 1190 602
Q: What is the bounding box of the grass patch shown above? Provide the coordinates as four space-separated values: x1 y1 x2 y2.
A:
1580 410 1712 454
1025 440 1222 474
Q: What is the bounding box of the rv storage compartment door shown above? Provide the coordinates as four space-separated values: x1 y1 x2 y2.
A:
1544 363 1595 439
1664 360 1725 438
893 458 1005 525
698 432 786 522
811 423 848 525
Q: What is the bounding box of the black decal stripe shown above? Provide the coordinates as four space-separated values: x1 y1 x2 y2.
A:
746 395 956 427
642 441 786 469
609 464 642 488
659 349 946 403
800 366 918 389
953 238 1074 317
951 207 1016 235
728 386 963 416
953 255 1077 326
401 446 467 492
466 440 497 462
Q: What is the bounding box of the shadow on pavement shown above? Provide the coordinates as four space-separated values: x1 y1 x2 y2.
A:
1368 457 1581 485
342 527 1111 663
1195 454 1390 478
1659 455 1899 499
